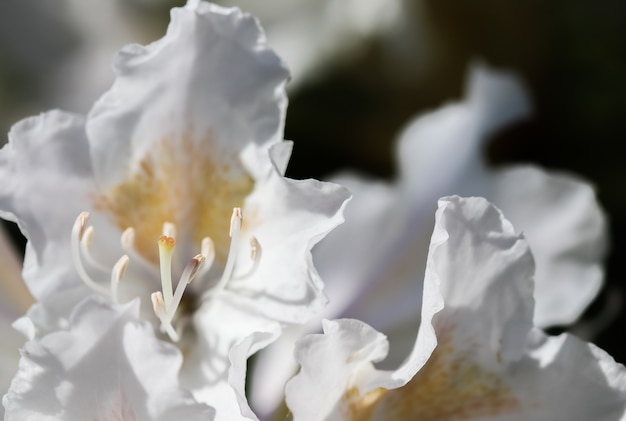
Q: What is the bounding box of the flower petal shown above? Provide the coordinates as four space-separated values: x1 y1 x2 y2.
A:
0 111 93 301
87 0 289 189
286 196 626 420
3 296 214 420
396 62 530 205
490 165 607 326
235 142 351 323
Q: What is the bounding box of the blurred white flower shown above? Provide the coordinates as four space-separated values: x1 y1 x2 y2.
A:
320 63 605 331
250 63 607 416
4 296 214 420
0 2 349 418
286 196 626 421
215 0 402 86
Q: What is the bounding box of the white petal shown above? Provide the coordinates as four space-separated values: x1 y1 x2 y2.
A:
432 196 535 363
396 62 530 205
234 142 351 324
490 166 607 326
285 319 390 421
216 0 399 85
87 1 289 189
227 330 281 421
3 296 213 420
0 111 93 301
286 196 626 420
183 299 281 420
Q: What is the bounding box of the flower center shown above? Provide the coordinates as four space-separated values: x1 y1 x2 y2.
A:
70 207 261 342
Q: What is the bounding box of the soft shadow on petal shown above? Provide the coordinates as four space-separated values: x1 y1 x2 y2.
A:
0 111 94 301
490 165 607 327
4 296 214 421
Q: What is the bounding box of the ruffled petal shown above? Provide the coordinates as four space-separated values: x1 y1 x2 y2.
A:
0 111 94 301
396 62 530 205
182 298 281 419
286 196 626 420
84 1 291 272
87 1 289 188
3 296 214 420
233 142 351 323
490 165 607 326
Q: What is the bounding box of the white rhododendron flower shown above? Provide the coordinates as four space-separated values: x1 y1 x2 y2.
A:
0 1 349 416
251 63 607 415
286 196 626 421
318 63 606 332
3 296 214 420
216 0 401 86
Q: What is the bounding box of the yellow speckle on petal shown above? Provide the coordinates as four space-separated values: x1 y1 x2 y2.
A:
343 322 520 421
93 130 253 265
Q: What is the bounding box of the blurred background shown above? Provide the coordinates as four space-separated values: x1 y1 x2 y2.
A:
1 0 626 362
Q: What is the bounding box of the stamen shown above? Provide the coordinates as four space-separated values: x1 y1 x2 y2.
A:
162 222 176 240
166 255 205 320
120 227 135 253
195 237 216 281
158 235 176 307
233 236 262 281
79 225 112 273
71 212 109 296
151 291 179 342
121 227 158 275
81 225 94 250
212 208 243 292
110 255 129 304
151 291 167 318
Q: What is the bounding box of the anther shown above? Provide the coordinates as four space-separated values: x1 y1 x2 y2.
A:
158 235 176 307
121 227 135 253
230 207 242 237
71 212 109 296
233 236 262 281
110 255 129 304
151 291 179 342
79 225 110 273
81 226 95 251
214 208 243 292
162 222 176 240
167 255 205 321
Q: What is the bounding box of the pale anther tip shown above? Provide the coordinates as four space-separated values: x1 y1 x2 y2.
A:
162 222 176 239
158 235 176 248
229 208 243 237
114 255 130 282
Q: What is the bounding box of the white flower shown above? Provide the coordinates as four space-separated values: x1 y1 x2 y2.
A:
0 1 349 417
250 63 607 415
286 196 626 421
320 62 605 331
3 296 213 420
215 0 401 86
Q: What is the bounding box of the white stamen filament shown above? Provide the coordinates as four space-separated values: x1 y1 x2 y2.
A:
195 237 216 282
120 227 135 253
110 255 129 304
71 208 264 344
233 236 262 281
151 291 179 342
158 236 175 307
121 227 159 275
213 207 242 292
166 255 205 321
71 212 109 296
79 225 112 273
